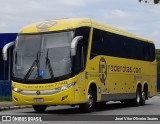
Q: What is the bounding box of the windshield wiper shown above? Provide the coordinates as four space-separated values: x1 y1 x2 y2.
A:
24 52 40 81
45 49 54 81
24 50 54 81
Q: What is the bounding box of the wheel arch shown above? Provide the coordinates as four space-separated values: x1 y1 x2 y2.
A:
86 81 97 102
143 82 149 99
136 82 142 92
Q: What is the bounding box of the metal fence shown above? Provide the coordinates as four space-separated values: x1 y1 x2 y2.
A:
0 33 17 99
0 81 11 97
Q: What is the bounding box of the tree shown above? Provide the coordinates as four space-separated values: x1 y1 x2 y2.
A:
139 0 160 4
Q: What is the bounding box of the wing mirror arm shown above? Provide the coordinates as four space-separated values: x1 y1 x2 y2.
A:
71 36 83 56
3 41 15 61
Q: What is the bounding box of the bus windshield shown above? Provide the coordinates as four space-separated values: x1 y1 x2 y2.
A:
13 31 74 83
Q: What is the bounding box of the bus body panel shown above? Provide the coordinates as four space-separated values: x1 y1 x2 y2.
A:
11 18 157 106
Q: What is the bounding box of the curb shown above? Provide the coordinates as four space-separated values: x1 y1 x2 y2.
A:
0 105 32 111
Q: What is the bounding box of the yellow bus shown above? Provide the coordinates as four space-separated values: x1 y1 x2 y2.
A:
3 18 157 113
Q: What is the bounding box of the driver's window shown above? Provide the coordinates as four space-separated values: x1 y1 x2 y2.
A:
72 27 90 75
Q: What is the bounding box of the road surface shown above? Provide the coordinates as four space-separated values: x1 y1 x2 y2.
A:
0 96 160 123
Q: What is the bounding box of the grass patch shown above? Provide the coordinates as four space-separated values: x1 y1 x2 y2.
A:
0 96 12 102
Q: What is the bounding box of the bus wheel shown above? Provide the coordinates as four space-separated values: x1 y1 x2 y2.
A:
140 91 146 106
79 88 95 113
32 105 47 113
134 88 141 106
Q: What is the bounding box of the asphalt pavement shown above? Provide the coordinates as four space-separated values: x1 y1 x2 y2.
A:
0 102 31 111
0 96 160 123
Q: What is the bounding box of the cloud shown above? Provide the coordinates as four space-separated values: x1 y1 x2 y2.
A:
146 31 160 48
0 0 79 32
56 0 89 7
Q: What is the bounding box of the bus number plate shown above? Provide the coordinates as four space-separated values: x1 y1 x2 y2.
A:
34 98 44 103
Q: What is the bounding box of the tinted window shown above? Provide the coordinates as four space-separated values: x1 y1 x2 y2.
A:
124 38 143 60
90 28 155 62
103 32 125 57
142 42 150 61
149 43 155 61
90 29 102 58
73 27 90 74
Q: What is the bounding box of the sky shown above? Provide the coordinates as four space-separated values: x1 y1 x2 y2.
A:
0 0 160 48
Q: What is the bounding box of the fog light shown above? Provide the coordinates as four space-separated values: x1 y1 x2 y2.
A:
14 97 18 101
61 95 68 101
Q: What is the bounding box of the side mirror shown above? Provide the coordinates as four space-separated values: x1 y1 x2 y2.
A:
3 41 15 61
71 36 83 56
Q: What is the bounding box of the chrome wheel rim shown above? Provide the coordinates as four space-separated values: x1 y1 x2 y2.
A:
142 92 145 101
137 91 140 103
88 93 93 108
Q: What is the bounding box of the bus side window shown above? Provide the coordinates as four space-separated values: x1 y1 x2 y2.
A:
149 43 155 61
90 29 102 59
142 42 150 61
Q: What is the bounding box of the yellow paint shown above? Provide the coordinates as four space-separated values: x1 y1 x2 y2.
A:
12 18 157 106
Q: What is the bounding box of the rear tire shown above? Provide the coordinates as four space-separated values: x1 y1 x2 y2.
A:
135 88 141 106
79 88 96 113
140 91 146 106
32 105 47 113
123 88 145 107
132 87 144 106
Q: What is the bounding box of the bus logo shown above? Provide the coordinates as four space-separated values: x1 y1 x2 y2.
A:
36 90 40 95
99 57 107 85
36 21 57 31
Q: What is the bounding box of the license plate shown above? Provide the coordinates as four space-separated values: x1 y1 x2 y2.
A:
34 98 44 103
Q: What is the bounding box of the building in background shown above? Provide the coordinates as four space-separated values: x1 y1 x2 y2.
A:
0 33 17 98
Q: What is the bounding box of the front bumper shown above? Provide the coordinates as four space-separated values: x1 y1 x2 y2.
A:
12 86 75 106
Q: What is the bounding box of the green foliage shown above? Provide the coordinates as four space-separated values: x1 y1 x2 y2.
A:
154 0 160 4
156 49 160 61
139 0 160 4
0 96 12 102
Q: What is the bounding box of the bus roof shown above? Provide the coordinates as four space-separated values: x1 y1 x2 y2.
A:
20 18 91 33
20 18 154 44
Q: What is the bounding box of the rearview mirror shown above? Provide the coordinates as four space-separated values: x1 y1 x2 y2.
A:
3 41 15 61
71 36 83 56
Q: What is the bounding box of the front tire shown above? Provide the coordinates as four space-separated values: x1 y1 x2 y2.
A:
32 105 47 113
79 88 96 113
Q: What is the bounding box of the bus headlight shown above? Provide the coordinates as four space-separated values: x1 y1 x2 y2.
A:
12 87 23 93
56 82 76 92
